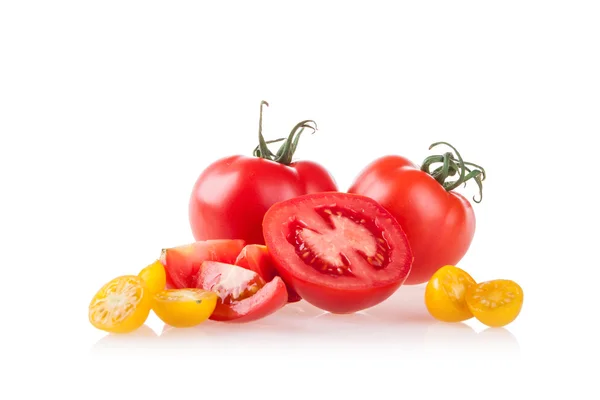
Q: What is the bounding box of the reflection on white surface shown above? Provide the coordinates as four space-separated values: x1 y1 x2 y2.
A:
90 285 520 357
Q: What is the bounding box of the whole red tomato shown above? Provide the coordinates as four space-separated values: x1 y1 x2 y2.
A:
348 142 485 285
189 101 337 246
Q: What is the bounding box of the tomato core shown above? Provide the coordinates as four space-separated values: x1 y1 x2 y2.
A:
287 205 391 278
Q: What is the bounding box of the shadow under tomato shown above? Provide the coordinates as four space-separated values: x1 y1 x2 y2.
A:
475 326 521 356
90 324 159 353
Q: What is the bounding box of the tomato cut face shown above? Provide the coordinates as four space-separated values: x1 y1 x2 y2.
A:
234 244 302 303
160 239 246 289
196 261 288 322
89 275 152 334
263 192 413 314
466 279 524 328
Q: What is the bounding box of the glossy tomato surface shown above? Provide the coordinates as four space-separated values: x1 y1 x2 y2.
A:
263 192 413 314
349 155 476 285
189 156 337 245
235 244 301 303
160 239 246 289
196 261 288 322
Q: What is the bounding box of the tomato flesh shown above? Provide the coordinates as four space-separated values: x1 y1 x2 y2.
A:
160 239 246 289
235 244 302 303
263 192 413 314
196 261 288 322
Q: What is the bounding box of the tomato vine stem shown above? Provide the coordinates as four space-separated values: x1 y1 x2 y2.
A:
420 142 486 203
253 100 317 165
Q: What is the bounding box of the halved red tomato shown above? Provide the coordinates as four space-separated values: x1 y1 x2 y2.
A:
263 192 413 313
234 244 302 303
196 261 288 322
160 239 245 289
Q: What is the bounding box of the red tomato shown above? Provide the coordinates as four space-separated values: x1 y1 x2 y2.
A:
160 239 246 289
196 261 288 322
348 142 486 285
235 244 302 303
262 192 413 314
189 101 337 245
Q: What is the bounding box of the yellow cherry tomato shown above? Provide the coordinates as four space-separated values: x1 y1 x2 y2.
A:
89 275 152 334
465 279 523 327
425 265 476 322
152 289 218 328
138 260 166 294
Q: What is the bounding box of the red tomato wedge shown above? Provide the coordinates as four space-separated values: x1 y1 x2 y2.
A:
160 239 246 289
234 244 302 303
196 261 288 322
263 192 413 313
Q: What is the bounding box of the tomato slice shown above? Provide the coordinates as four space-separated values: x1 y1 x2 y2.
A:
89 275 152 334
235 244 302 303
196 261 288 322
160 239 246 289
465 279 524 327
152 289 218 328
262 192 413 314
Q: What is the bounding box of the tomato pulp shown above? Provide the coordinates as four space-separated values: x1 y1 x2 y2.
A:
349 142 485 285
263 192 413 314
189 101 337 245
196 261 288 322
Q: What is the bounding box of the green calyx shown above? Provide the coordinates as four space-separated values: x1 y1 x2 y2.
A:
420 142 487 203
252 100 317 165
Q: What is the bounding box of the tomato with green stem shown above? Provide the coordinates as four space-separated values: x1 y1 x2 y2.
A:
189 101 338 245
349 142 486 285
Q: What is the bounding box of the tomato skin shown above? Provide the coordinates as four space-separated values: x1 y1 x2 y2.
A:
189 155 337 245
349 155 475 285
160 239 246 289
234 244 302 303
263 192 413 314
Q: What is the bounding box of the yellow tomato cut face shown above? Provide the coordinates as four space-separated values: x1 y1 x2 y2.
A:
152 289 218 328
138 260 167 294
425 265 476 322
89 275 152 334
466 279 523 327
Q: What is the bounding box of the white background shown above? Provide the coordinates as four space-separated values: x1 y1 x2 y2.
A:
1 1 599 398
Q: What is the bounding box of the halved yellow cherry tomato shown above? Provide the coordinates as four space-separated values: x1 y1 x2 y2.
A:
465 279 523 327
425 265 476 322
152 289 218 328
138 260 166 294
89 275 152 334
